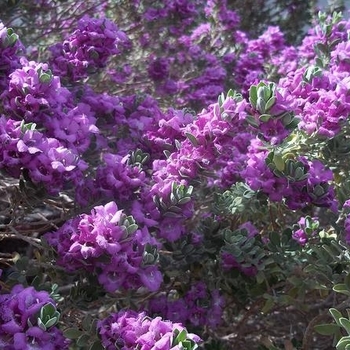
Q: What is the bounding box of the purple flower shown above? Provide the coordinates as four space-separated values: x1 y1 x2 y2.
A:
165 299 190 324
49 16 130 81
0 285 69 349
157 218 185 242
96 152 146 201
292 228 308 246
305 159 338 211
3 58 70 124
331 41 350 72
242 140 290 202
292 216 319 246
147 282 224 328
0 23 24 91
45 201 162 292
148 57 170 81
259 119 290 145
98 310 201 350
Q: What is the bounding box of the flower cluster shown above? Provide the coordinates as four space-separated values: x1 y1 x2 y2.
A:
292 216 319 246
280 66 350 139
144 108 193 158
2 58 98 152
44 201 162 292
0 23 24 91
0 285 68 350
98 310 201 350
0 117 87 194
147 282 224 329
96 153 147 202
151 91 251 188
0 55 98 193
2 58 70 123
49 16 130 81
3 2 350 349
233 26 287 94
244 146 337 211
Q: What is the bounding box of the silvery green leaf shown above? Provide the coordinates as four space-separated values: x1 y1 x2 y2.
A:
245 115 259 128
40 72 52 83
41 303 56 319
178 197 191 205
340 318 350 335
217 92 225 107
285 117 300 130
167 205 183 213
163 150 171 158
273 153 285 172
163 211 182 218
330 308 344 326
265 96 276 111
256 97 266 114
45 317 58 329
259 114 271 122
37 318 47 331
185 132 198 147
249 85 258 107
126 224 138 235
294 167 306 180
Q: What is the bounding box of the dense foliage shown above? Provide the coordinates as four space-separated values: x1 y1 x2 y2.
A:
1 0 350 349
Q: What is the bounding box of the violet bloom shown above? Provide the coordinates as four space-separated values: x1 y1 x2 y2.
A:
0 23 24 91
0 116 85 194
280 64 350 139
3 58 70 124
242 140 291 203
145 108 193 158
297 15 350 62
49 16 130 81
222 251 258 277
48 102 98 154
343 200 350 210
0 117 23 177
292 228 308 246
98 310 201 350
259 119 290 145
45 201 162 293
96 152 146 201
2 58 98 158
305 159 338 211
152 91 250 186
239 221 259 237
0 285 69 349
165 299 190 324
157 218 185 242
283 158 337 211
148 57 170 81
148 179 194 242
184 282 224 328
48 146 86 173
331 41 350 73
292 216 319 246
147 282 224 329
233 27 287 95
15 127 86 194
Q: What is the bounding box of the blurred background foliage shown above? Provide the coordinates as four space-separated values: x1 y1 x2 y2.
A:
0 0 347 45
